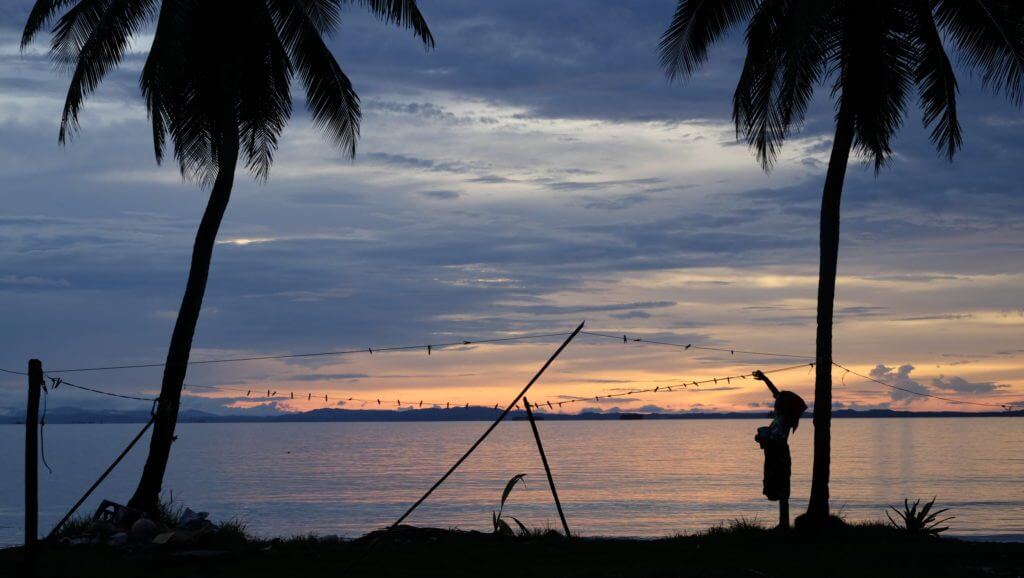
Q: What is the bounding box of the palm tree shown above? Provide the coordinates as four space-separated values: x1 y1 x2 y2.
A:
660 0 1023 525
23 0 433 514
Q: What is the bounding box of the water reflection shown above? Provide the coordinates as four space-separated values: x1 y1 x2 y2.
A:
0 418 1021 544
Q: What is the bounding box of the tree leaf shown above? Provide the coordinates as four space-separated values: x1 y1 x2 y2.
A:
500 473 527 510
509 516 530 536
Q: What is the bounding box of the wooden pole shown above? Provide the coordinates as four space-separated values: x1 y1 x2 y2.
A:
388 321 584 530
522 397 571 537
25 359 43 573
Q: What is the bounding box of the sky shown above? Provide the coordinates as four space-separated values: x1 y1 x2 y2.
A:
1 1 1022 417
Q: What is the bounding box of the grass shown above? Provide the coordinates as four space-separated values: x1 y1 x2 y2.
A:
4 519 1023 577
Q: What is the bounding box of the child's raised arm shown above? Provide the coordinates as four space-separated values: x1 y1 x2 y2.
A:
752 370 780 398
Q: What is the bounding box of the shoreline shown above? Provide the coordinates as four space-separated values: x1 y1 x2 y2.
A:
3 407 1022 425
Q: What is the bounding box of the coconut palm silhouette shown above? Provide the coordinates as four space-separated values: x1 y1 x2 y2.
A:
22 0 433 514
659 0 1024 526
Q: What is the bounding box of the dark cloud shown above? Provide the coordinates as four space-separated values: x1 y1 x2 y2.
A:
287 373 370 382
898 314 973 321
931 375 1008 395
419 189 461 200
581 193 653 211
503 300 675 316
551 178 663 192
609 310 652 320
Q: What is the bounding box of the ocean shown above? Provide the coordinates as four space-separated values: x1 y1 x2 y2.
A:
1 417 1021 545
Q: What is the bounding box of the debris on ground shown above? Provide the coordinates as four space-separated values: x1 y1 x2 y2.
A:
55 500 221 548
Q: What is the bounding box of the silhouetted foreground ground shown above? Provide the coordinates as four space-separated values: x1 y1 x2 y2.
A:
4 523 1023 577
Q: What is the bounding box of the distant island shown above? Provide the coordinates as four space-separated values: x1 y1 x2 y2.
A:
2 406 1020 424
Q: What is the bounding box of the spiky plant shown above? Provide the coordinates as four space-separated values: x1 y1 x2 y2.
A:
492 473 530 537
886 497 954 536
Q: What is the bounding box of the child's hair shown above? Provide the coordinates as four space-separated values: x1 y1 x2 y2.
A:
774 391 808 432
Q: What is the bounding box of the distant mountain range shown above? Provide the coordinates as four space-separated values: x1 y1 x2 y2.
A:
1 406 1021 424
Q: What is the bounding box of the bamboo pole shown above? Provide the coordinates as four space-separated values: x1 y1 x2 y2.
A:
522 397 570 537
389 321 584 529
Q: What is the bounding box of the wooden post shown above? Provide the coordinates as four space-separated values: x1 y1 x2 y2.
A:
25 359 43 573
522 397 571 537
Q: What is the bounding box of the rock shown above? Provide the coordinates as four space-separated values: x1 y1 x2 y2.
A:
153 531 176 545
107 532 129 547
180 508 214 530
131 517 159 542
89 520 121 538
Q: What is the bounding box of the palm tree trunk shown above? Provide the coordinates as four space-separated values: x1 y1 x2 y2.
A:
803 102 855 525
128 130 239 515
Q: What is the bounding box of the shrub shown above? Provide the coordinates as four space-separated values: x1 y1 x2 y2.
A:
886 498 953 536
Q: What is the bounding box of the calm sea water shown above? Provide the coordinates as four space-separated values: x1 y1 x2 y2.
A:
1 418 1022 545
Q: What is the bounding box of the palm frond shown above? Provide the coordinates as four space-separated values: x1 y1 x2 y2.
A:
49 0 111 70
270 0 360 157
935 0 1024 106
352 0 434 47
21 0 77 49
733 0 787 169
291 0 343 32
773 1 834 130
235 5 293 181
139 0 180 166
57 0 158 143
659 0 759 81
26 0 429 178
835 0 915 171
911 0 962 160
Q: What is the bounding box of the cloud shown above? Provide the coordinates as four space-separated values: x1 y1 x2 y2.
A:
419 189 461 200
688 386 741 392
0 274 70 287
287 373 370 382
556 395 641 404
897 313 973 321
865 366 1009 404
931 375 1008 395
636 404 672 413
581 192 653 211
869 364 930 404
503 300 676 316
609 310 651 320
0 1 1022 414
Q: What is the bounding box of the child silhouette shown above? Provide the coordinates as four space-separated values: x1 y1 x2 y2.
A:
753 369 807 529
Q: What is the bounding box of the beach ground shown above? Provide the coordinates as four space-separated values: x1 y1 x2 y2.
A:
3 522 1023 577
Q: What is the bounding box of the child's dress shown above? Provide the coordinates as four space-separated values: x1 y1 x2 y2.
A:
755 418 791 501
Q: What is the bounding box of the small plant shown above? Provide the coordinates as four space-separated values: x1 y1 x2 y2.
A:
492 473 530 536
886 498 954 536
